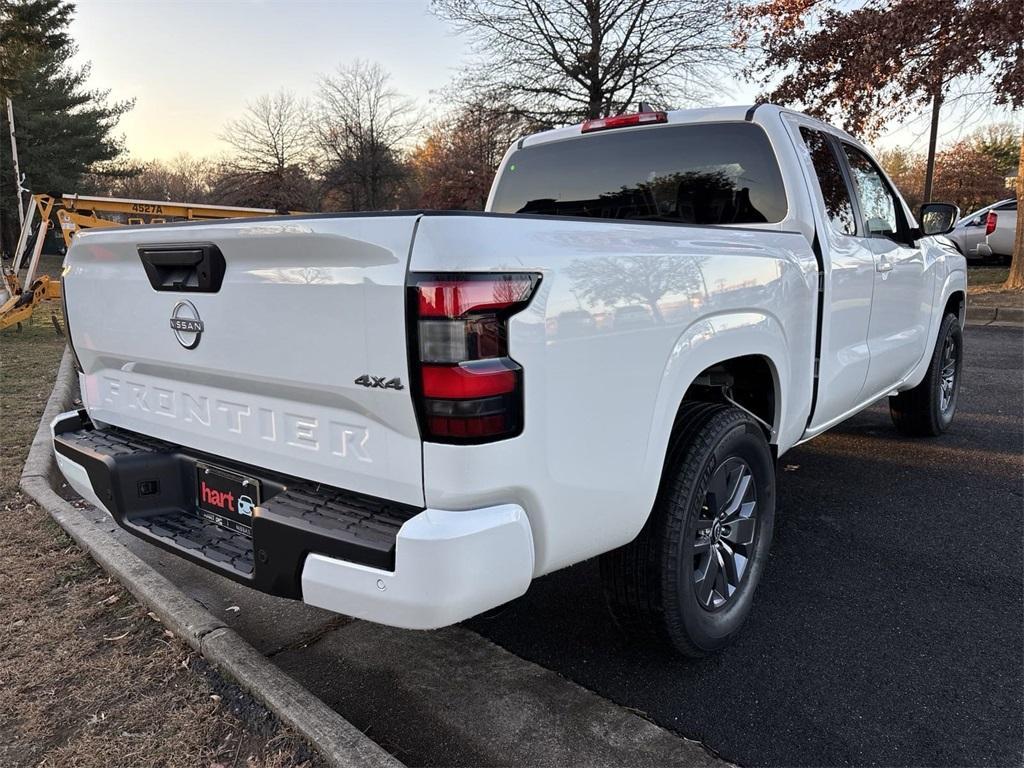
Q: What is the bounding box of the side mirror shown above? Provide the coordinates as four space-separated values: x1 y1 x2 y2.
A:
918 202 960 236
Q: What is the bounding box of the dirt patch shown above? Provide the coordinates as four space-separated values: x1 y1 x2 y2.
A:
0 262 324 768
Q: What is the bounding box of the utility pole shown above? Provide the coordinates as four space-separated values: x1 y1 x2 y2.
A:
7 97 24 231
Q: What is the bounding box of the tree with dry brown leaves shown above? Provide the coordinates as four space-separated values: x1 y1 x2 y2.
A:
740 0 1022 286
408 103 528 210
740 0 1021 198
878 126 1021 212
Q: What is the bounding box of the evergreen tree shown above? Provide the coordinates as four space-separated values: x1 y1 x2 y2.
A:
0 0 133 255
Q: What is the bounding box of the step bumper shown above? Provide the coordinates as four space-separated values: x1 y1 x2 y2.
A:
302 504 533 629
51 409 534 629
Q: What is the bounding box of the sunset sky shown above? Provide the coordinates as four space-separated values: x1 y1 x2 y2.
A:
69 0 1012 163
70 0 472 159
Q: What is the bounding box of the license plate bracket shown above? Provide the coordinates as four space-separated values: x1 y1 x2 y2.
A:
195 463 260 537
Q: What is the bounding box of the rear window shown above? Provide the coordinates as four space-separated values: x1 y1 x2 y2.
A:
490 122 788 225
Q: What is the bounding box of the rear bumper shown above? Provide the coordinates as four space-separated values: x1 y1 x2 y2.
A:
51 410 534 629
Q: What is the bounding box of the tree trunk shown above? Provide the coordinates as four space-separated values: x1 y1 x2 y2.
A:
922 89 943 203
1002 128 1024 291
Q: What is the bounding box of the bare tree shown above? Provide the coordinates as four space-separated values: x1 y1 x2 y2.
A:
314 60 418 210
87 154 217 203
217 90 316 211
567 253 704 323
432 0 738 125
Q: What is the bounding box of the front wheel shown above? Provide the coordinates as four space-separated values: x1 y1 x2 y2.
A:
889 312 963 436
600 403 775 657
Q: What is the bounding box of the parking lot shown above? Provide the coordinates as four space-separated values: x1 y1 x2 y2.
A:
70 324 1022 766
470 324 1024 766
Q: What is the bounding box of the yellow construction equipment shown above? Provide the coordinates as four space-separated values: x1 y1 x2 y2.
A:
1 193 286 332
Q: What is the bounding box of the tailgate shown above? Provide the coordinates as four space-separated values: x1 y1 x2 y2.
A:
63 215 424 506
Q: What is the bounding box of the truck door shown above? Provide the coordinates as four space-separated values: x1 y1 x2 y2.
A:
794 125 875 430
840 143 935 396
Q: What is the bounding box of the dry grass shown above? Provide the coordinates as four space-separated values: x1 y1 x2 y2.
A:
1 255 323 768
965 266 1022 309
967 266 1010 288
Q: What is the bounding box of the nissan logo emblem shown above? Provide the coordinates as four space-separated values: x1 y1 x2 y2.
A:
169 300 204 349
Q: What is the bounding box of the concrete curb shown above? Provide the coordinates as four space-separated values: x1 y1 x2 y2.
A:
966 305 1024 326
20 350 403 768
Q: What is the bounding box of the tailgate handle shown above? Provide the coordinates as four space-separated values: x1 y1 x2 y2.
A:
138 243 226 292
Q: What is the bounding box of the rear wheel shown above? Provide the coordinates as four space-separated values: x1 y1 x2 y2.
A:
600 403 775 657
889 312 962 436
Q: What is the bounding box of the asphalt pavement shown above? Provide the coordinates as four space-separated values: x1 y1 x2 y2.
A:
468 325 1024 767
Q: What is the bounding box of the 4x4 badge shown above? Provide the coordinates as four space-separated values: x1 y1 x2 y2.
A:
170 300 204 349
354 375 404 390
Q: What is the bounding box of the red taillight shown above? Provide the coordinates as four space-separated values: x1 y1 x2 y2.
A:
417 275 536 317
581 111 667 133
422 360 517 399
985 211 998 235
409 273 541 443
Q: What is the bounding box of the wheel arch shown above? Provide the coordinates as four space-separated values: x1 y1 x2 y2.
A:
902 268 967 391
675 355 780 439
643 313 790 512
944 288 966 326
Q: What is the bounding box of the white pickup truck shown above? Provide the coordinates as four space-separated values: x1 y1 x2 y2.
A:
53 105 967 656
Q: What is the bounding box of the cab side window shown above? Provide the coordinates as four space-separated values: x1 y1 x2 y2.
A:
842 144 901 239
800 127 856 235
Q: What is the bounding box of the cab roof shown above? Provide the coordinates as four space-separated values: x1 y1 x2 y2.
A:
519 104 858 149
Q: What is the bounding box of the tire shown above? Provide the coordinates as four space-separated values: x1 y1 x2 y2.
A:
600 403 775 657
889 312 963 437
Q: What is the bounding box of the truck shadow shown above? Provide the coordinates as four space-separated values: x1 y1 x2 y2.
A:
466 388 1024 767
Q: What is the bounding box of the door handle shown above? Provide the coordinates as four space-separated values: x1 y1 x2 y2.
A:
876 258 893 273
138 242 226 292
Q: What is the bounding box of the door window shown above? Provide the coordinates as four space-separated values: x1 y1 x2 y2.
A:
800 128 856 235
842 145 902 240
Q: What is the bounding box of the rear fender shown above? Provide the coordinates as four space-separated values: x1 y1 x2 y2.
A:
643 311 788 492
